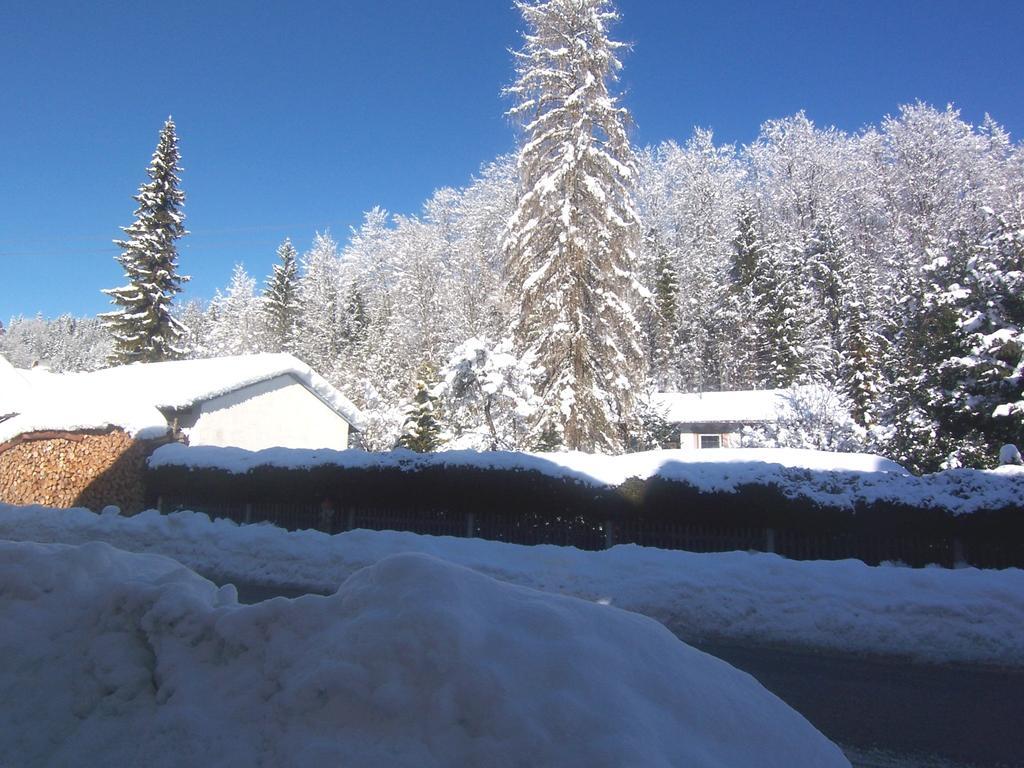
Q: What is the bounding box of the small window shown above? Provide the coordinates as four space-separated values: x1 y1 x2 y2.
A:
699 434 721 449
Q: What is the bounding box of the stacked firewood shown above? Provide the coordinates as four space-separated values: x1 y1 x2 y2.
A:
0 429 153 513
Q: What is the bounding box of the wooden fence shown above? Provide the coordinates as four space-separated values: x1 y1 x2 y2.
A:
157 497 1016 568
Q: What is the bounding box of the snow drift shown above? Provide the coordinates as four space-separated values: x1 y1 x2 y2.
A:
4 503 1022 665
0 541 848 768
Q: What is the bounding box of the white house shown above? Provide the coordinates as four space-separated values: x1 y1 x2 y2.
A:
0 353 365 451
650 389 794 450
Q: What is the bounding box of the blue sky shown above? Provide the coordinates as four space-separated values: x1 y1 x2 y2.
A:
2 0 1023 320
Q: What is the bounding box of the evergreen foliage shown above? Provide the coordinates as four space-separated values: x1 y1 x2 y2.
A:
206 264 265 356
101 117 190 364
100 97 1017 467
397 373 444 452
751 242 806 388
504 0 646 453
263 239 300 353
838 291 882 428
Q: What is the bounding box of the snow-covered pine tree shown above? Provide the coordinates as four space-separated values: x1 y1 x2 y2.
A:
206 264 266 356
175 299 210 358
883 232 987 471
504 0 645 453
751 239 807 388
838 287 882 427
974 206 1024 438
650 245 680 391
102 117 190 364
295 232 344 374
718 203 764 390
263 238 300 353
804 218 853 370
397 371 443 452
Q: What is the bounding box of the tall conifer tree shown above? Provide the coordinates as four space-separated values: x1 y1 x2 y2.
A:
102 117 189 364
504 0 645 453
263 238 300 353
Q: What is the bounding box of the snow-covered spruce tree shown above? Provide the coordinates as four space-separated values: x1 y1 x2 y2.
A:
804 218 853 373
504 0 645 453
102 117 190 364
717 203 765 390
838 288 883 428
751 240 808 389
397 371 444 452
206 264 266 356
650 244 680 391
882 233 989 472
295 232 344 375
975 207 1024 439
263 238 300 353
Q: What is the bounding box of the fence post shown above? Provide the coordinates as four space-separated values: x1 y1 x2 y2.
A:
156 496 163 514
465 512 475 538
605 520 615 550
347 508 356 532
764 527 776 554
244 502 252 525
952 538 966 567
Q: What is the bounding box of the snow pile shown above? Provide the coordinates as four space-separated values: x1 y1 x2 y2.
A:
150 444 1024 514
0 364 168 442
4 503 1022 666
0 540 848 768
0 353 365 444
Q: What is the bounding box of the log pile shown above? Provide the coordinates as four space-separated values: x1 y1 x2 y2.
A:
0 428 158 513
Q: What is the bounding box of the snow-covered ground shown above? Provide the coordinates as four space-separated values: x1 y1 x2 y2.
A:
0 540 849 767
3 503 1022 666
150 444 1024 514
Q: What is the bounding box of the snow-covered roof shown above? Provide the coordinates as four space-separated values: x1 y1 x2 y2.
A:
68 354 364 427
0 354 365 444
651 388 795 425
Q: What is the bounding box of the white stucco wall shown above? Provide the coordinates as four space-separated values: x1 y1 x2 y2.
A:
186 375 351 451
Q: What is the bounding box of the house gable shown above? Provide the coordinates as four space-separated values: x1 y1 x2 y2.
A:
178 374 352 451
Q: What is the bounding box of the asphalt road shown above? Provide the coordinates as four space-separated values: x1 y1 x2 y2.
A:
228 580 1024 768
691 641 1024 768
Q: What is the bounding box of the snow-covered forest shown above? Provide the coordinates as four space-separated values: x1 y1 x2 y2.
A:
5 102 1021 470
3 2 1022 472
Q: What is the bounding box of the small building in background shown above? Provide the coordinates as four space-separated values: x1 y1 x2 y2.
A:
650 389 793 449
0 353 365 512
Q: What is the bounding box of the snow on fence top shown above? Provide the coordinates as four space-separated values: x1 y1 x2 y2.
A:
0 353 365 444
149 444 1024 515
150 444 902 482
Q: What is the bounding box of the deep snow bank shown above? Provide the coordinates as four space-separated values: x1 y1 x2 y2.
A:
149 444 1024 514
0 541 848 768
3 503 1022 666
